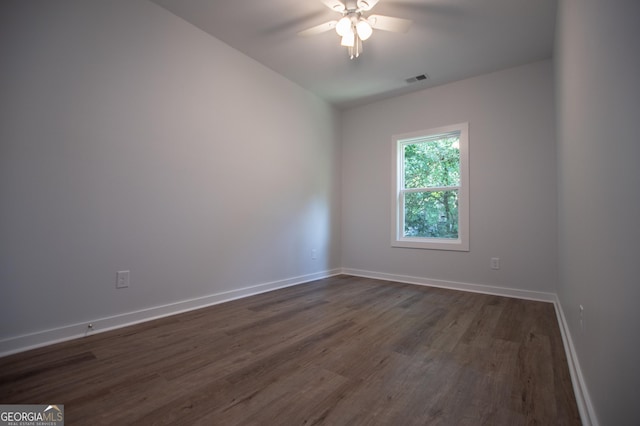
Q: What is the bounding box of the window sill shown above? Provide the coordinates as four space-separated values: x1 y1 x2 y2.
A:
392 237 469 252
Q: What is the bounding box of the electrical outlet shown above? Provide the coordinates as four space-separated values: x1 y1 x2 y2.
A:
311 249 317 260
490 257 500 270
116 270 130 289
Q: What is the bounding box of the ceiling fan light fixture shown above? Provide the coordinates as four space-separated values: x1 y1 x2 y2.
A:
341 32 355 47
300 0 411 60
356 19 373 40
336 16 352 36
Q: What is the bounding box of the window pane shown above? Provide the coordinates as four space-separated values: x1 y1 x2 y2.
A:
404 190 459 239
403 136 460 189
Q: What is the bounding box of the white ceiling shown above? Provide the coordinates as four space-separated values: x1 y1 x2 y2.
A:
151 0 557 109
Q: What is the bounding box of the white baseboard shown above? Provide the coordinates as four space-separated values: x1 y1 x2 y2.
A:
552 296 599 426
341 268 556 302
0 269 341 358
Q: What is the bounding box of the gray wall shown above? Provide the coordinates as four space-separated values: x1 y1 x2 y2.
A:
555 0 640 424
0 0 341 340
341 60 558 293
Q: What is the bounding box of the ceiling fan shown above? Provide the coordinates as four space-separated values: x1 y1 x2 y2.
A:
298 0 412 59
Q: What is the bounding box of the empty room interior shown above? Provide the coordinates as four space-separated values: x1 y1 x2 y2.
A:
1 0 638 425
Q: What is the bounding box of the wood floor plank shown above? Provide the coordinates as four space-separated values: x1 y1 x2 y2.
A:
0 275 581 425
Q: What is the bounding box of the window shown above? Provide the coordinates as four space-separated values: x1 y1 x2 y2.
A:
391 122 469 251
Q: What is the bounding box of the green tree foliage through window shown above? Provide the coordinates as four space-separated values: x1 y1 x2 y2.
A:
402 135 460 239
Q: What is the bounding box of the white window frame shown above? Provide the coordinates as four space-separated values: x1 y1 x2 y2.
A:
391 122 469 251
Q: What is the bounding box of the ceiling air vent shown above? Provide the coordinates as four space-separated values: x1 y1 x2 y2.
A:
405 73 429 84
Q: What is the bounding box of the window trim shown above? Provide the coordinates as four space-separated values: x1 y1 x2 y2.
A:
391 122 469 251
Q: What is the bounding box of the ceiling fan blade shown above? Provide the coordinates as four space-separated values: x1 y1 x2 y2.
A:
357 0 379 11
319 0 346 12
297 20 338 36
367 14 412 33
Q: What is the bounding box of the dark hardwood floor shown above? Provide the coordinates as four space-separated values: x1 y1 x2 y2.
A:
0 275 581 425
